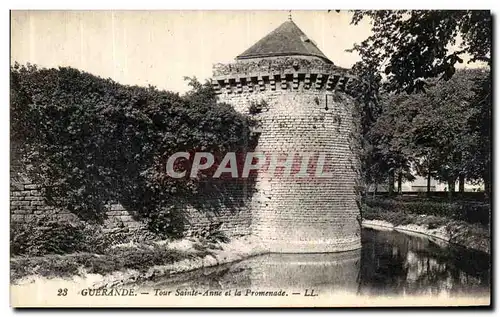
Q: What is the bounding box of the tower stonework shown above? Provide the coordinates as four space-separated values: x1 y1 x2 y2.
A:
212 20 362 253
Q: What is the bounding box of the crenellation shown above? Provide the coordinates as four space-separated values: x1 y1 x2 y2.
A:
258 76 265 91
212 71 351 95
269 76 276 90
236 78 242 93
304 73 311 89
280 76 287 90
246 77 254 92
292 73 299 89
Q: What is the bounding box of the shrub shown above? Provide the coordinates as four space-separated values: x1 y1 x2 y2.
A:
145 206 186 239
427 222 439 229
362 206 416 226
193 222 230 243
362 197 490 226
10 217 130 256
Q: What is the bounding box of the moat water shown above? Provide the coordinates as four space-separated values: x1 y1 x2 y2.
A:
137 228 490 298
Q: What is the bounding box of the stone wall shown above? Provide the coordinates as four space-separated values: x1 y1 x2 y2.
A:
10 56 362 251
10 173 80 225
10 170 252 237
10 171 145 230
213 58 362 252
184 204 252 237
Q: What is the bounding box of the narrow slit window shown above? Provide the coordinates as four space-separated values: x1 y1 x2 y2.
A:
325 95 333 111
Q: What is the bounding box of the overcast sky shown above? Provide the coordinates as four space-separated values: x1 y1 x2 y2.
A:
11 10 483 94
11 10 376 93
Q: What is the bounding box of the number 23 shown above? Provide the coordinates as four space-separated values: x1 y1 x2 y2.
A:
57 288 68 296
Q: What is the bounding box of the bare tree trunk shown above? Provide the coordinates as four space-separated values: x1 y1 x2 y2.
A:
447 178 455 201
484 174 490 201
388 170 395 197
427 171 432 196
450 179 456 193
397 171 403 194
459 174 465 193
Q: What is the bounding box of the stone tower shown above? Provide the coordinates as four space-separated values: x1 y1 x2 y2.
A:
212 19 361 253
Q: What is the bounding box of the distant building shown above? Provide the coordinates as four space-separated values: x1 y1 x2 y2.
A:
368 175 484 193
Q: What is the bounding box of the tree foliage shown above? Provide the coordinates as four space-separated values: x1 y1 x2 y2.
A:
359 68 490 194
10 64 256 237
350 10 491 93
346 10 491 196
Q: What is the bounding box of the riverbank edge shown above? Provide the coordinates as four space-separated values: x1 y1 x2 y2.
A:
11 218 490 289
362 219 490 254
11 235 269 290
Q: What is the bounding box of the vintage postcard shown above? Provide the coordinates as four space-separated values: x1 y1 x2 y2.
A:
9 10 491 308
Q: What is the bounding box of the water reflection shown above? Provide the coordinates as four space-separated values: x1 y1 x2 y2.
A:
137 228 490 297
140 251 361 294
359 228 490 297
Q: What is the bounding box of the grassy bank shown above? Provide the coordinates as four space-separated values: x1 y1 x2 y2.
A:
11 236 265 288
11 241 210 283
362 197 490 254
10 217 253 284
362 196 490 226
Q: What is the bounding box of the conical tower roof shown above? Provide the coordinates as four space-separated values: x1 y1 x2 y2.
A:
236 20 333 64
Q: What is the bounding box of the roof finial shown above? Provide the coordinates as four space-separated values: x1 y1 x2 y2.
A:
288 10 292 21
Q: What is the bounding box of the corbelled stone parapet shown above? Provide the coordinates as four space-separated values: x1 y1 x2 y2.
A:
212 57 353 95
212 73 352 95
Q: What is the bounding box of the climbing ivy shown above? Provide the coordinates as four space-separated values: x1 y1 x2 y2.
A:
10 64 257 237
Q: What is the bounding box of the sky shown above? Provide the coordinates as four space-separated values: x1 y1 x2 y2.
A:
11 10 375 93
11 10 484 94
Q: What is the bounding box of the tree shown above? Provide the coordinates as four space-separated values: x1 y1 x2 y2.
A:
348 10 491 198
350 10 491 93
366 91 417 194
461 69 492 196
347 64 416 195
346 62 385 193
366 68 490 197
